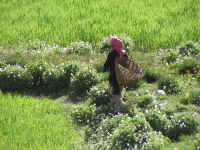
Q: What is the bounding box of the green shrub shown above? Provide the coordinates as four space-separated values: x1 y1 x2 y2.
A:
166 112 199 139
165 50 179 63
0 61 7 68
144 68 160 83
162 107 176 120
88 81 110 106
178 41 200 56
111 112 168 149
0 65 32 92
62 63 81 89
158 75 182 94
27 60 48 87
196 72 200 81
99 114 129 137
71 105 96 125
42 67 62 90
66 41 93 54
189 90 200 106
177 57 199 75
137 94 153 108
145 109 169 134
69 69 99 96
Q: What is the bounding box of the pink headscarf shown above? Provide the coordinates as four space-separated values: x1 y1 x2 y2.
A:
110 37 124 56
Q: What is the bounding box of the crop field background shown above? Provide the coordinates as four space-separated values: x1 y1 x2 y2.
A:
0 0 199 50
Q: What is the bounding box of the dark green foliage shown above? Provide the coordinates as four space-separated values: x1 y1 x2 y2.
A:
158 75 182 94
0 61 7 68
145 109 169 134
144 68 160 83
62 63 80 88
177 57 199 74
137 95 153 108
189 90 200 106
0 65 32 92
27 60 48 87
42 67 62 90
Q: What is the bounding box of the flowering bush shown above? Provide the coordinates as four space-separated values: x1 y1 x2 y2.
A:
63 63 80 88
178 41 200 56
42 66 62 90
145 109 169 134
66 41 93 54
111 112 169 149
166 112 199 139
69 69 99 96
87 81 110 106
27 60 48 87
0 65 32 92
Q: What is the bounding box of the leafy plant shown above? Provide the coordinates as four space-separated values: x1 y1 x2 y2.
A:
87 81 110 106
42 67 62 90
0 61 7 68
71 105 96 125
166 112 199 139
177 57 199 75
64 63 81 87
158 75 182 94
145 109 169 134
69 69 99 96
137 94 153 108
189 90 200 106
165 50 179 63
27 60 49 87
144 68 160 83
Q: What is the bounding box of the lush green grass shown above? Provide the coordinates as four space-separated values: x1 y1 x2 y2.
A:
0 92 83 150
0 0 199 50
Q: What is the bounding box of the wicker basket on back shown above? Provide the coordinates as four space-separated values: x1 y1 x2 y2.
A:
115 56 145 87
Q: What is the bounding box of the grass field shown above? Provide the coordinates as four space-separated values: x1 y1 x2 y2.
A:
0 0 199 50
0 92 84 150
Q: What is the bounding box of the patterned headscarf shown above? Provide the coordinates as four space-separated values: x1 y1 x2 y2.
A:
110 37 124 56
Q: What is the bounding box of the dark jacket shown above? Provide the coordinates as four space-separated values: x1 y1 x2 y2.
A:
104 50 128 95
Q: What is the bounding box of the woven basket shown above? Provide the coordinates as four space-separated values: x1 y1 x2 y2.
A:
115 56 145 87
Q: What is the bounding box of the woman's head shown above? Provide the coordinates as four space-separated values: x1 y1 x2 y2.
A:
110 37 124 56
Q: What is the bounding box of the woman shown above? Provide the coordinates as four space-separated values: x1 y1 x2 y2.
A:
102 37 128 106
